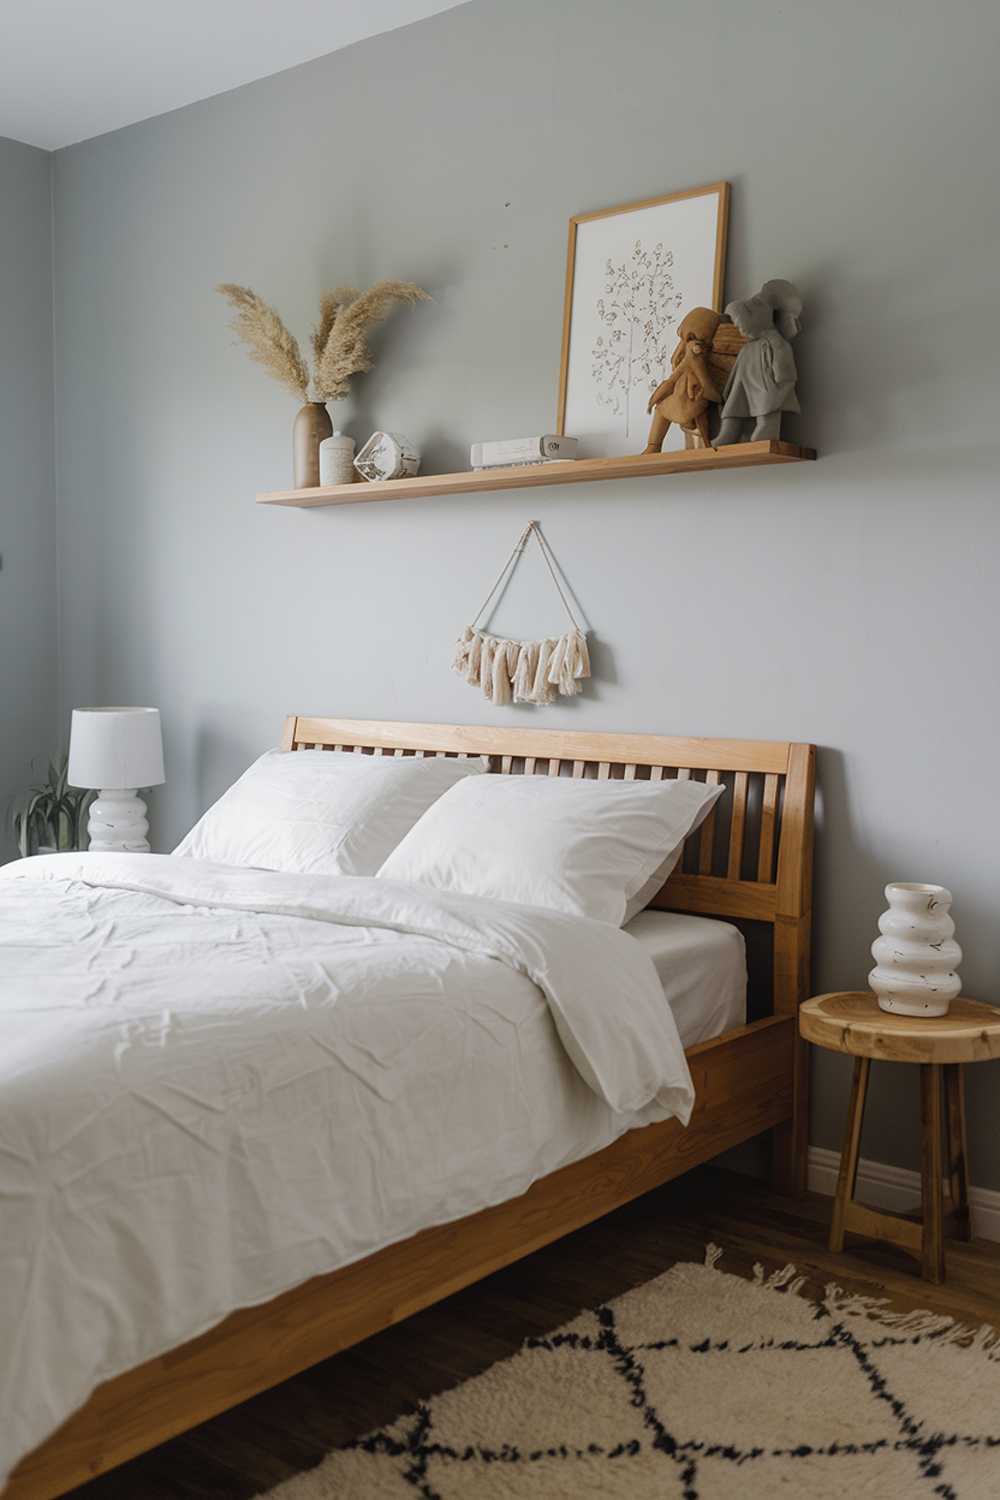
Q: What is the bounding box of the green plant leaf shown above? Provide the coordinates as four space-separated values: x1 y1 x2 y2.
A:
7 751 87 854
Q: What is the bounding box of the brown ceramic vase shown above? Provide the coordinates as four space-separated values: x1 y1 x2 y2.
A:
292 402 333 488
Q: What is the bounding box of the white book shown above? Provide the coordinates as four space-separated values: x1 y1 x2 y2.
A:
470 435 578 469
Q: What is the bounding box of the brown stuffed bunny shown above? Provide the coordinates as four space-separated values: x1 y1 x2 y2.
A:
643 307 744 452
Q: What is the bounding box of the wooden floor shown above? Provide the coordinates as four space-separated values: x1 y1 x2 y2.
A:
66 1165 1000 1500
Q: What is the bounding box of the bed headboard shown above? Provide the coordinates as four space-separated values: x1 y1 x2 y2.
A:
280 717 815 1019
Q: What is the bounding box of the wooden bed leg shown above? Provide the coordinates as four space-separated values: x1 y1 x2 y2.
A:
771 1028 809 1196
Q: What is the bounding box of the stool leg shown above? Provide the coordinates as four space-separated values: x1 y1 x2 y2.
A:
920 1064 945 1283
944 1063 972 1241
830 1056 870 1253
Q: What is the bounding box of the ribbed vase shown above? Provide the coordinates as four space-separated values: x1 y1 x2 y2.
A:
869 882 962 1017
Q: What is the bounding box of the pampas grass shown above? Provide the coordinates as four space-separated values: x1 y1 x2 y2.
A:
216 284 311 402
311 286 359 371
313 280 429 401
217 279 429 404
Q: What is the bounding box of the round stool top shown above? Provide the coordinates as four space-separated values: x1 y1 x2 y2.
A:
800 991 1000 1064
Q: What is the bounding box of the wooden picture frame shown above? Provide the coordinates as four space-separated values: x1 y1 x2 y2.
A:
556 182 730 457
7 715 814 1500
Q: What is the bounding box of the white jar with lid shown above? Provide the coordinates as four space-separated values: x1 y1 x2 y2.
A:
318 430 356 486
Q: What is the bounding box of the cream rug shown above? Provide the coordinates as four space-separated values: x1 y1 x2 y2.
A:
262 1247 1000 1498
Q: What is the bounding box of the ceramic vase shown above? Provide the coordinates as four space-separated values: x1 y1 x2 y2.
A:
318 428 356 486
869 882 962 1017
292 401 333 489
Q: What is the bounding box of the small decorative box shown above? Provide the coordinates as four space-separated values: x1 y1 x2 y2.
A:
354 431 421 482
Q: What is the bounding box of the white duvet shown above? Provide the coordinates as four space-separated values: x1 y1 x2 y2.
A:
0 853 693 1483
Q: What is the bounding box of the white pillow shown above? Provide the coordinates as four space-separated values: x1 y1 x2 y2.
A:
378 773 725 926
623 846 693 925
174 749 488 875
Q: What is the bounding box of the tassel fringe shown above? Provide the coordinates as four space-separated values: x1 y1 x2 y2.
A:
703 1243 1000 1359
453 625 591 707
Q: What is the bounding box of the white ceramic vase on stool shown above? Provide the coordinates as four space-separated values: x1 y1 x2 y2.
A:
67 707 165 853
869 881 962 1017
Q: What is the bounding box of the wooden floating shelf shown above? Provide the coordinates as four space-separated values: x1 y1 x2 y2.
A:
257 440 816 508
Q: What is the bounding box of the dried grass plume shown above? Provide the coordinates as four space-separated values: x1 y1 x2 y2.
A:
217 279 428 404
313 280 430 401
311 286 359 371
216 284 311 402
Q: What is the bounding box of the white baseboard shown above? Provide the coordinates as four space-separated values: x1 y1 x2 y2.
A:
807 1146 1000 1243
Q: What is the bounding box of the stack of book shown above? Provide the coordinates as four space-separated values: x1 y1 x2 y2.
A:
470 435 578 470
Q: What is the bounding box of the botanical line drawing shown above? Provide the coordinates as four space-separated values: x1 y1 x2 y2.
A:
591 241 683 438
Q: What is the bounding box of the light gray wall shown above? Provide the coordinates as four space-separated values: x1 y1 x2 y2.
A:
0 137 57 861
50 0 1000 1179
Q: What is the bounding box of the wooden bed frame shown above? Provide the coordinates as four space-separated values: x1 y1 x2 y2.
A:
6 718 815 1500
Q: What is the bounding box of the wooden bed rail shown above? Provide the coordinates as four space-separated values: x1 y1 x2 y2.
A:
5 1017 795 1500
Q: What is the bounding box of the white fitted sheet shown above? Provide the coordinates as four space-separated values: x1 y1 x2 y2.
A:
625 910 747 1047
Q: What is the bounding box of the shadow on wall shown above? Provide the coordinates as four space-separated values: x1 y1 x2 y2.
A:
189 717 259 829
791 263 945 453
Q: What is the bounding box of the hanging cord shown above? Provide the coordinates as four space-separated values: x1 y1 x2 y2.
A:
531 523 584 632
470 521 583 633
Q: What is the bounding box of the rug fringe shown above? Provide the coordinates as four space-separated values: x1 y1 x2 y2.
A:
751 1260 808 1296
704 1244 1000 1358
825 1282 1000 1358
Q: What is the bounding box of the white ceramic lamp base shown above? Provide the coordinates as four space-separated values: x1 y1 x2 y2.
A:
87 789 150 853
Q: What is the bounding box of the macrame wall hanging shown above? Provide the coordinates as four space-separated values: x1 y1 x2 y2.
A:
452 521 591 706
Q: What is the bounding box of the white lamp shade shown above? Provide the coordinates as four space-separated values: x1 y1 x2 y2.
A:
68 707 165 791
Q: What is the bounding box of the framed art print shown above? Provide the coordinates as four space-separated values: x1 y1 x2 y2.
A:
557 182 729 456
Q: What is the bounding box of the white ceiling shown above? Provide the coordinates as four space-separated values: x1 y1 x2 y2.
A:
0 0 466 151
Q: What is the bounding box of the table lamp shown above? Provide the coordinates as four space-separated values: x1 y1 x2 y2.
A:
68 707 165 852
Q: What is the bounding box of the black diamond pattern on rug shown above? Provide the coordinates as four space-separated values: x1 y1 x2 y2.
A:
262 1250 1000 1498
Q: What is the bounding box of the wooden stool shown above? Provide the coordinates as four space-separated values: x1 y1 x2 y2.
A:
800 992 1000 1283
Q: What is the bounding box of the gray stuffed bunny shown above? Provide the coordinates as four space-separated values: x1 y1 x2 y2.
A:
716 279 803 444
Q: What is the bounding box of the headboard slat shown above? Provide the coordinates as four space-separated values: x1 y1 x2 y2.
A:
757 773 779 881
281 716 813 943
698 769 721 873
727 771 749 880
